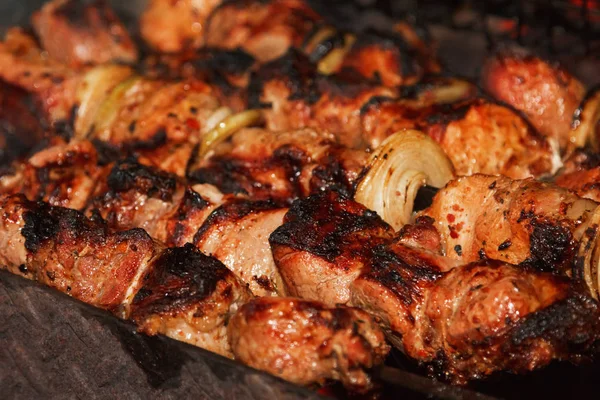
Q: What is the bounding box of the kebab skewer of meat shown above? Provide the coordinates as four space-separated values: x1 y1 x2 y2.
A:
269 189 600 384
0 193 389 391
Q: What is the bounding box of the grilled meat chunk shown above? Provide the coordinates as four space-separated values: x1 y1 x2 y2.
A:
421 174 598 274
361 97 560 178
32 0 138 67
0 194 160 312
206 0 321 63
482 52 585 149
141 0 223 53
555 149 600 202
273 193 600 383
228 297 389 390
252 49 398 149
270 191 395 305
189 127 367 201
353 254 600 383
130 243 251 357
0 194 250 357
0 140 105 210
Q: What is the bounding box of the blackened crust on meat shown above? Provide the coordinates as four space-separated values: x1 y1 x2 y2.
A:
130 243 231 316
316 68 383 99
107 159 178 201
510 291 600 350
269 191 393 262
349 29 420 77
91 139 121 166
187 161 249 195
248 49 320 108
22 199 108 253
193 199 278 245
309 152 355 198
359 95 396 115
192 48 255 76
521 219 576 275
361 245 443 306
123 129 168 151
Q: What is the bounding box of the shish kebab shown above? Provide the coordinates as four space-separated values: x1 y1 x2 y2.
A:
3 0 600 390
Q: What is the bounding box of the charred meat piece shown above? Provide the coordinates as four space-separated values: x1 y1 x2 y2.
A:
141 0 223 53
130 243 251 357
228 297 389 391
0 194 250 357
269 191 395 305
188 127 368 202
0 140 106 210
482 52 585 149
251 49 398 149
206 0 322 63
0 28 79 123
273 193 600 383
32 0 138 67
420 174 598 274
361 97 560 178
193 199 288 297
353 253 600 383
334 26 440 87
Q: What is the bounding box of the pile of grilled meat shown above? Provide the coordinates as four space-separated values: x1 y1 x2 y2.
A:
2 0 600 393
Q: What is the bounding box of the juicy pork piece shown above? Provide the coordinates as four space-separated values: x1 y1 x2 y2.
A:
188 127 368 201
141 0 223 53
0 194 250 357
555 148 600 202
251 49 399 149
421 174 598 274
361 97 560 178
269 191 395 305
482 52 585 149
271 192 600 383
205 0 322 62
228 297 389 391
32 0 138 67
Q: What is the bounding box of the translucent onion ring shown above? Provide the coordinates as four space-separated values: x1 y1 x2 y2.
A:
198 109 264 158
354 129 455 231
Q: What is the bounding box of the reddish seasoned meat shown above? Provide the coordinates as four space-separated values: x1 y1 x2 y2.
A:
273 193 600 383
141 0 223 53
335 27 440 87
32 0 138 67
269 191 395 305
353 255 600 383
0 194 161 312
0 140 106 210
188 127 368 201
228 297 389 390
206 0 321 62
555 149 600 202
482 52 585 149
0 28 79 122
193 200 288 296
421 174 598 274
130 243 251 357
251 50 398 149
0 195 251 357
361 97 560 178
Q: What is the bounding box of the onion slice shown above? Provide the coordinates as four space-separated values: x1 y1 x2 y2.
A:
354 129 455 231
576 205 600 299
570 85 600 152
91 76 142 141
75 65 134 139
317 33 356 75
198 109 263 158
